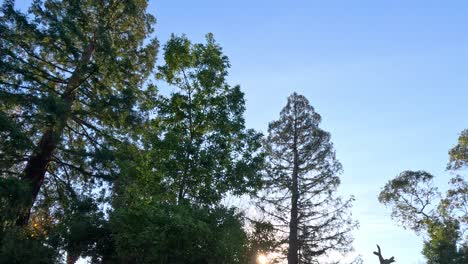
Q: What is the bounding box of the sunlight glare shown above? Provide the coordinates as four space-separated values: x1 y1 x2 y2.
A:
257 254 268 264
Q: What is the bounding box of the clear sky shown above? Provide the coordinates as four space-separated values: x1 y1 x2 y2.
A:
150 1 467 263
15 0 468 263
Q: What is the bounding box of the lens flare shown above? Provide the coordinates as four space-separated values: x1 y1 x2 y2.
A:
257 254 268 264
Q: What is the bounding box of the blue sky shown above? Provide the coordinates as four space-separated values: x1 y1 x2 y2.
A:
149 1 467 263
15 0 468 263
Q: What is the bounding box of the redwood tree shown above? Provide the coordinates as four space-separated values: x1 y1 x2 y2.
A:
0 0 158 226
259 93 356 264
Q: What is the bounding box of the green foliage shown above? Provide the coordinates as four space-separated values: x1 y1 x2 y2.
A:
151 34 264 205
1 0 158 261
422 218 466 264
0 178 29 228
105 34 266 263
0 0 158 223
47 196 111 263
0 227 57 264
111 202 249 264
448 129 468 170
0 179 57 263
0 0 158 169
443 175 468 232
246 220 278 263
379 129 468 263
378 170 438 232
248 221 277 253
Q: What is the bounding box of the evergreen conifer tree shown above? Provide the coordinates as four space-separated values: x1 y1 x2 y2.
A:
260 93 356 264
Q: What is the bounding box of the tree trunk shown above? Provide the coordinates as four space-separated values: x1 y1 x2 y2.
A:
288 103 299 264
16 42 95 226
288 164 299 264
16 129 59 226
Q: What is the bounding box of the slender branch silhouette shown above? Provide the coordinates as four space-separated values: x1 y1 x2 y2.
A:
373 244 395 264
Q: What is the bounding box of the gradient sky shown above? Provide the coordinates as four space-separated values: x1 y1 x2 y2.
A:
15 0 468 263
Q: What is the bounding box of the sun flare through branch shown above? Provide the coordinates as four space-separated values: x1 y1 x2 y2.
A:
257 254 269 264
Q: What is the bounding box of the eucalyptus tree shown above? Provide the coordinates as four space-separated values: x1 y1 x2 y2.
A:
379 129 468 264
448 129 467 170
259 93 356 264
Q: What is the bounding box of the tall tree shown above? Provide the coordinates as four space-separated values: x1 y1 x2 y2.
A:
107 34 265 263
150 33 264 205
379 170 468 264
379 129 468 263
259 93 356 264
0 0 158 226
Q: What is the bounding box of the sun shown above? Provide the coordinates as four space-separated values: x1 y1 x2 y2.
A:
257 254 269 264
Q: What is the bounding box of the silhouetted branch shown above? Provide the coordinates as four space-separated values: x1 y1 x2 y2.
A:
373 244 395 264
